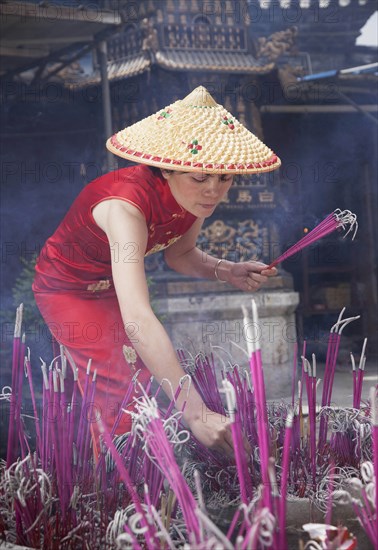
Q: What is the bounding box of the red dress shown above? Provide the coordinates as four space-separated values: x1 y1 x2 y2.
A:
33 164 197 444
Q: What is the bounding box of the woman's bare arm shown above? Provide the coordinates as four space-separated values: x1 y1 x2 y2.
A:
165 217 277 291
92 199 240 455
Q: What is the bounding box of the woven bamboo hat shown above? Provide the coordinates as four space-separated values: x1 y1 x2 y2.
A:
107 86 280 174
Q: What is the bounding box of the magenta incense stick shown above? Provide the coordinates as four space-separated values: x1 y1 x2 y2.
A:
222 379 252 505
371 386 378 546
7 305 23 467
24 349 42 461
77 358 92 463
243 300 272 511
355 338 367 409
279 412 293 550
291 343 298 407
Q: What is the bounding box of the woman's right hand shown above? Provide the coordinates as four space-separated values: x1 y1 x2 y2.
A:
185 406 250 458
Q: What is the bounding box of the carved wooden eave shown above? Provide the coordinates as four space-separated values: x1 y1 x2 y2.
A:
66 53 152 89
66 43 276 90
66 51 275 89
154 50 274 74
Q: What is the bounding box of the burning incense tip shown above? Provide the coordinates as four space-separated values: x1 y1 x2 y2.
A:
241 304 254 357
221 379 236 423
241 304 249 319
286 412 294 428
14 304 23 338
250 299 261 352
86 358 92 375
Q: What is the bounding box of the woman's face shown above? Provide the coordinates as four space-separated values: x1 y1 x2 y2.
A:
162 170 234 218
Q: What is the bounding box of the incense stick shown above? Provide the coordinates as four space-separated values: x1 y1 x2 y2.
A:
7 305 23 467
221 379 252 505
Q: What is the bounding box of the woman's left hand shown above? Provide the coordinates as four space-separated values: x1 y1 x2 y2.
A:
227 261 277 292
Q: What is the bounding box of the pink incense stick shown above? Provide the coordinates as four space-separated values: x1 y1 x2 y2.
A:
278 412 293 550
60 346 79 460
243 300 272 510
371 387 378 546
40 360 49 469
82 369 97 469
24 350 42 462
298 341 307 407
17 333 27 460
291 343 298 407
355 339 367 409
221 379 253 505
268 209 358 269
7 305 23 467
77 358 92 465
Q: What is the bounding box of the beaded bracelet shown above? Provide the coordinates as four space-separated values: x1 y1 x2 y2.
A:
214 259 227 283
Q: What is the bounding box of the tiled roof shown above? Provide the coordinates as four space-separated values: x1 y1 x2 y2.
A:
66 53 151 89
67 49 273 88
155 50 274 74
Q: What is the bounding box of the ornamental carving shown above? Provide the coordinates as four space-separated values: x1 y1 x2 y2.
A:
256 27 298 62
198 219 268 263
141 18 159 53
144 218 270 272
201 220 236 247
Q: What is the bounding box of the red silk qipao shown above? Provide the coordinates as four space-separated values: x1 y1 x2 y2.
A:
33 165 197 444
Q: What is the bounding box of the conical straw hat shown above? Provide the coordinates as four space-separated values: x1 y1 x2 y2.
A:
106 86 280 174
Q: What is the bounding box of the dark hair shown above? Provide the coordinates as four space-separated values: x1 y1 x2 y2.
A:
147 166 162 176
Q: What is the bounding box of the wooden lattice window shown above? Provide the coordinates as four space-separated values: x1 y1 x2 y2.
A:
107 24 141 61
192 15 211 49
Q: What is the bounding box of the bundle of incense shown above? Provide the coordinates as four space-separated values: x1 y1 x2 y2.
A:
130 394 201 545
318 309 360 453
268 209 358 268
178 350 225 415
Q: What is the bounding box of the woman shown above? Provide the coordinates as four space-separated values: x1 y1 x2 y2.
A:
33 86 280 456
